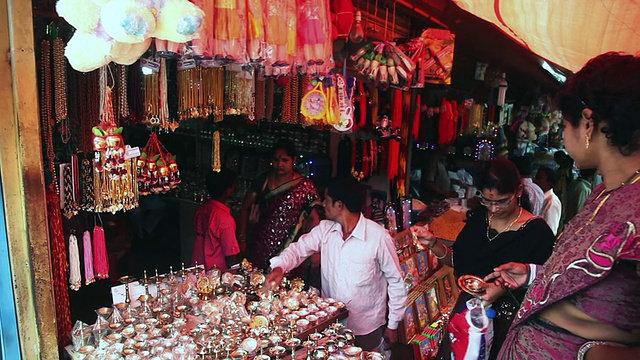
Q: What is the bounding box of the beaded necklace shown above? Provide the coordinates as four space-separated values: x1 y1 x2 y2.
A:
486 207 523 241
40 38 58 189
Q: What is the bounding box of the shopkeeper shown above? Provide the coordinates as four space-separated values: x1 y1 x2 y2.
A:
419 146 459 202
266 176 407 352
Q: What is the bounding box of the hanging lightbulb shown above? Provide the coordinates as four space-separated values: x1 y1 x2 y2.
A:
497 73 508 106
349 11 365 43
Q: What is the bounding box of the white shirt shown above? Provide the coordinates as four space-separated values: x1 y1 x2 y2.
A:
270 214 408 335
541 189 562 235
522 178 545 216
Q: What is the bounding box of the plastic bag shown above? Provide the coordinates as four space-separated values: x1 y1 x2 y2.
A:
449 297 494 360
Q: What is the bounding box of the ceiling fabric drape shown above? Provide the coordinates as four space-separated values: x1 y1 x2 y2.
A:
453 0 640 72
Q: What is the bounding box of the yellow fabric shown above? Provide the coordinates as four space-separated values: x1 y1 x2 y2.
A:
453 0 640 72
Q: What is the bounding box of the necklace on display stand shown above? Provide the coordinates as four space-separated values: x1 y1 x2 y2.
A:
486 207 523 241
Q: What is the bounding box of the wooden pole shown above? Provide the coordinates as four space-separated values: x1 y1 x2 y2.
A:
0 0 59 358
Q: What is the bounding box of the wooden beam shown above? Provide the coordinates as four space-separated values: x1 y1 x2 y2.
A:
0 0 59 359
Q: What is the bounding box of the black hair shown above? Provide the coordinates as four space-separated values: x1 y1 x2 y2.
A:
272 138 298 159
512 156 533 177
206 169 236 199
326 176 366 213
536 167 557 187
556 52 640 156
476 158 523 194
477 158 532 212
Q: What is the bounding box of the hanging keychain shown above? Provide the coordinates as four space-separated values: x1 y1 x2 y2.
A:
93 214 110 280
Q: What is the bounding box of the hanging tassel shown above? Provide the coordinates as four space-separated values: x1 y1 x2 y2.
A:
68 232 81 291
93 216 109 279
83 230 95 285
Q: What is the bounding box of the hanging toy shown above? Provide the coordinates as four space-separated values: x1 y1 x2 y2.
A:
333 74 353 132
300 81 327 122
138 133 180 195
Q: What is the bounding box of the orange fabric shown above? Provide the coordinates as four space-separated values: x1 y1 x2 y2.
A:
453 0 640 72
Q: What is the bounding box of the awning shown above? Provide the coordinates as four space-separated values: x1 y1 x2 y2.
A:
452 0 640 72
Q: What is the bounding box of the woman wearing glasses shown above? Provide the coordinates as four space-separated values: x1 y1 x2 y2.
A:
412 158 555 360
486 53 640 360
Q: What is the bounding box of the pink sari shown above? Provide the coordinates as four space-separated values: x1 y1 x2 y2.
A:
498 181 640 359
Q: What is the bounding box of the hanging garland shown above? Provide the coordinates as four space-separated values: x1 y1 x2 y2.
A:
92 66 139 213
40 38 58 188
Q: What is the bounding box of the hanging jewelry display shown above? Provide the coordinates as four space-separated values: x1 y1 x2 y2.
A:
290 74 300 124
59 163 79 218
265 77 275 120
137 133 181 195
40 38 58 188
52 36 72 145
68 231 81 291
45 183 73 345
177 66 225 121
224 64 255 119
281 76 292 122
254 71 266 120
212 130 222 171
83 230 95 285
143 64 160 125
92 66 139 213
116 64 129 123
93 215 109 279
81 158 95 210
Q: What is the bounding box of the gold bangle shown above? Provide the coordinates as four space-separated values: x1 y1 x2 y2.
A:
433 244 448 260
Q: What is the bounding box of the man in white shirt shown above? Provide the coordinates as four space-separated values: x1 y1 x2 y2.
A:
535 167 562 235
512 156 544 216
267 177 407 351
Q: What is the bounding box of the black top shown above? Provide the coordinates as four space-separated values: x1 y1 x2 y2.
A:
452 209 555 279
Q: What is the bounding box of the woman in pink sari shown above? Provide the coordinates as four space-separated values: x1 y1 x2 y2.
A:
238 139 321 273
486 52 640 359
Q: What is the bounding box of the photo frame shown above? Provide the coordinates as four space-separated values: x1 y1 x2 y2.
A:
424 281 441 321
414 293 430 329
404 256 420 289
416 251 430 280
403 302 418 342
441 269 457 305
428 249 440 273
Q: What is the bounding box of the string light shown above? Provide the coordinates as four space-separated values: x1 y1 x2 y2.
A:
474 139 495 161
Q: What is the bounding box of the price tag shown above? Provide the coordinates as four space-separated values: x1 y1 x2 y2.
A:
124 146 141 160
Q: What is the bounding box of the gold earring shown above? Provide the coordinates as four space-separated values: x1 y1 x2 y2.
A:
585 135 590 149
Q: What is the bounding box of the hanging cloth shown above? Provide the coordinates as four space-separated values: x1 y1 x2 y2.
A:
412 93 422 139
83 230 95 285
46 183 72 347
93 215 109 280
438 98 454 146
68 232 81 291
387 89 403 180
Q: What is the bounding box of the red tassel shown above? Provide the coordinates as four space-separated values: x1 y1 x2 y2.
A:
92 223 109 279
45 183 72 347
412 94 421 139
83 230 95 285
387 89 403 180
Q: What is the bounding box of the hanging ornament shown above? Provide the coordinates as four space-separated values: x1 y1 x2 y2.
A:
474 139 495 161
224 64 255 118
92 66 139 213
138 133 181 195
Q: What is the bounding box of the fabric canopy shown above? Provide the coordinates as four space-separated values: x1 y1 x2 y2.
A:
452 0 640 73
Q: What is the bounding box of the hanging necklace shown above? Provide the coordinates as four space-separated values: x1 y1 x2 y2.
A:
487 207 523 241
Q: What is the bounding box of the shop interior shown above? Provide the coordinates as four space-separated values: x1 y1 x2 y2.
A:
2 0 637 359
